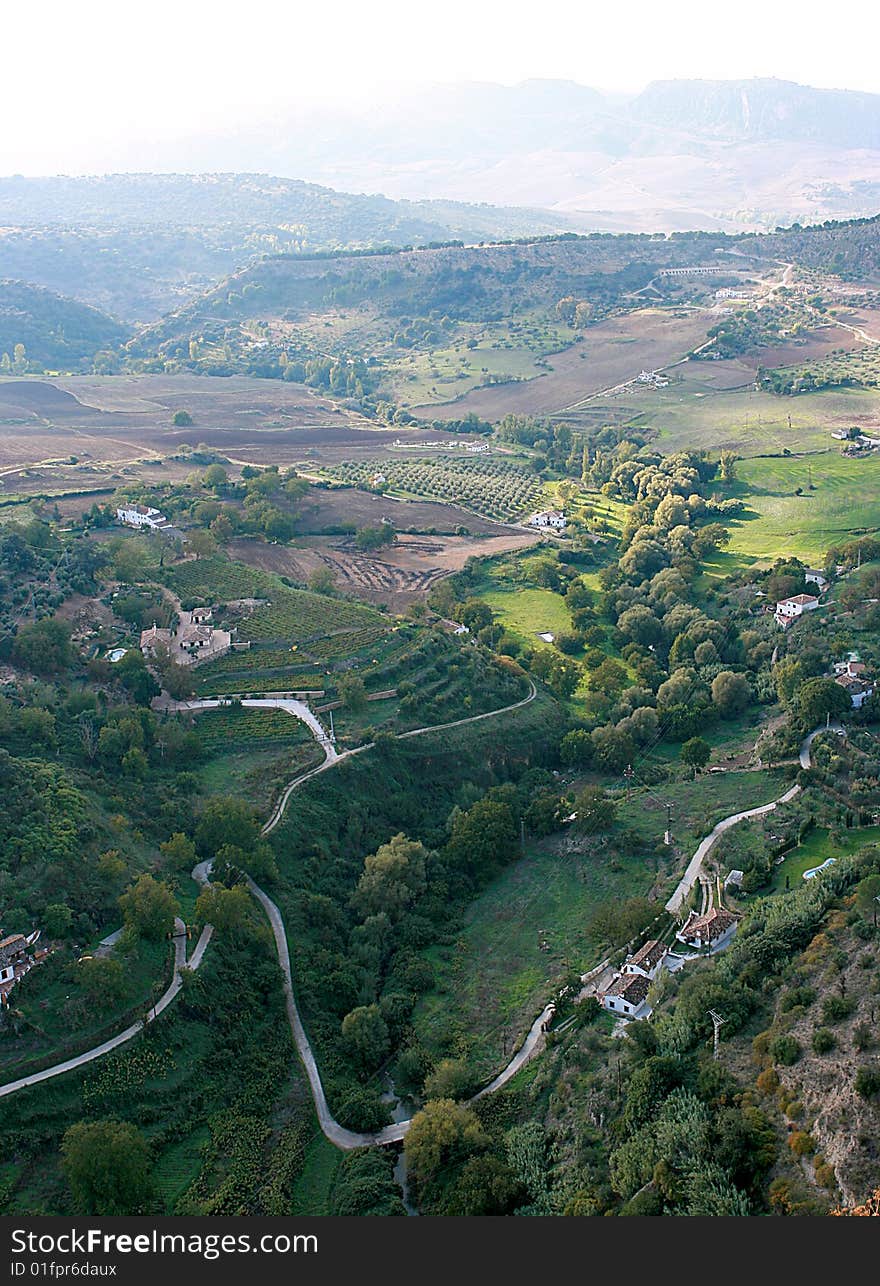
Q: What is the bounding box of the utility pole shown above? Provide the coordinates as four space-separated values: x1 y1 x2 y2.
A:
664 803 673 846
520 816 526 856
708 1009 726 1060
328 709 335 744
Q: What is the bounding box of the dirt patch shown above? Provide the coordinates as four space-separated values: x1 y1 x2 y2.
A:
294 484 514 536
230 529 540 611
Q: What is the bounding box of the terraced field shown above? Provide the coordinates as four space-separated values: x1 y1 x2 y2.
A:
160 555 385 644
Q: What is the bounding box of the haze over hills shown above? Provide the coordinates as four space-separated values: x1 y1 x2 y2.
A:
135 76 880 233
0 175 574 322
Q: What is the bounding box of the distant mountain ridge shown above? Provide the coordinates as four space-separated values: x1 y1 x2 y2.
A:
630 78 880 148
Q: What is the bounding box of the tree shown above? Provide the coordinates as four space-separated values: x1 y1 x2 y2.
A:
172 409 193 426
404 1099 488 1188
195 884 252 935
711 671 751 719
341 1004 390 1072
115 650 160 705
43 902 73 939
355 524 394 551
337 672 368 712
308 565 336 595
459 598 493 632
118 874 178 940
719 451 738 483
423 1058 472 1101
573 785 616 832
589 657 628 696
187 529 217 559
159 832 197 872
195 797 260 857
202 464 227 491
12 618 72 675
351 833 427 921
444 797 519 880
680 737 711 777
61 1119 152 1214
795 677 850 727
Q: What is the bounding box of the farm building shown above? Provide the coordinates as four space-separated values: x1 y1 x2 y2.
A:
140 611 231 666
804 569 829 590
528 510 566 530
116 504 169 530
835 673 875 709
599 971 651 1019
0 930 43 1006
676 907 738 951
775 593 819 627
622 939 668 981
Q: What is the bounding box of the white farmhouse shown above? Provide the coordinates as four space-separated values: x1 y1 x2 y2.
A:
622 939 668 981
116 504 169 530
775 593 819 627
528 510 566 531
599 971 651 1019
676 907 738 951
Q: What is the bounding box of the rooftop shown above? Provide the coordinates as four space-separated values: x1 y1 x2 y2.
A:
628 939 668 971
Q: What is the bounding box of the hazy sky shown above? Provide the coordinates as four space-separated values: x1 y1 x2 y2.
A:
5 0 880 174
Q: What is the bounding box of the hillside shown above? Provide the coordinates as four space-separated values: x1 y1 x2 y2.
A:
0 175 574 321
0 280 129 369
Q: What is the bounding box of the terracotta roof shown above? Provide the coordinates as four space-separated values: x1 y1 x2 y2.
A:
628 939 668 971
0 934 28 965
604 972 651 1005
778 594 819 607
679 907 737 943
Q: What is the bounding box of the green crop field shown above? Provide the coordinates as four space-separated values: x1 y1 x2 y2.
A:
191 705 313 750
482 586 573 641
726 451 880 562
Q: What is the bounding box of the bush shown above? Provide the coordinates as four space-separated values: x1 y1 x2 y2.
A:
812 1028 836 1054
756 1067 780 1095
821 995 856 1024
770 1034 801 1066
855 1067 880 1099
788 1131 816 1158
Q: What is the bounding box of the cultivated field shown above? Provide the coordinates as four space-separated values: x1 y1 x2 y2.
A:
0 374 479 503
293 483 516 536
230 529 540 611
575 376 880 457
321 456 543 520
414 309 711 420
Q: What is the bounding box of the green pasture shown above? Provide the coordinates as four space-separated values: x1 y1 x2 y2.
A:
726 451 880 562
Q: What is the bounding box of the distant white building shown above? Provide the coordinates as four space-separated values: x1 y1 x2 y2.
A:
528 510 566 531
116 504 168 530
775 593 819 627
835 673 875 709
466 442 490 453
804 569 829 591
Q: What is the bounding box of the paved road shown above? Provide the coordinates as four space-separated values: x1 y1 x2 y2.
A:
0 918 212 1100
0 681 542 1144
665 723 838 914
